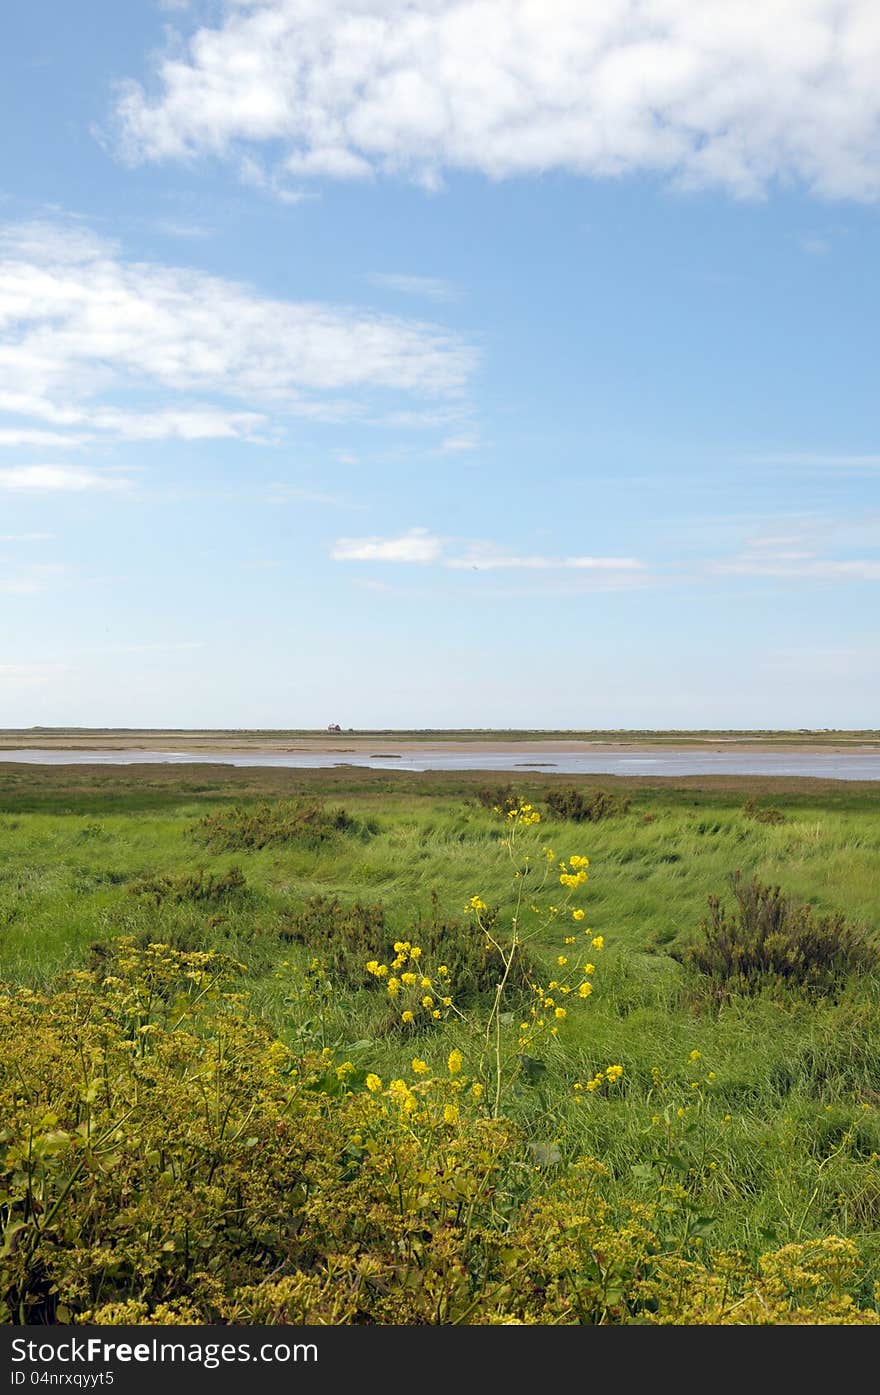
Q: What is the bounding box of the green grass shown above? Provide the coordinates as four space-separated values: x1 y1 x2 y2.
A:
1 765 879 1281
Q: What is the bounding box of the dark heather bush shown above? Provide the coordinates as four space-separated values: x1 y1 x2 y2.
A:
279 895 388 985
475 785 523 814
280 890 535 1004
128 865 247 906
409 890 536 1004
545 787 631 822
681 872 878 995
193 800 363 851
742 799 786 825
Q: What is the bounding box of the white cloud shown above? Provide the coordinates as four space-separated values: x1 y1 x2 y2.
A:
0 429 85 448
331 530 645 571
331 527 442 562
114 1 880 201
799 233 830 254
0 465 132 492
0 220 476 452
446 550 644 571
152 219 215 239
715 557 880 580
437 434 479 453
368 273 459 301
745 451 880 471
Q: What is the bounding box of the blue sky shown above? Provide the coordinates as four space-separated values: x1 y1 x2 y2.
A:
1 0 879 728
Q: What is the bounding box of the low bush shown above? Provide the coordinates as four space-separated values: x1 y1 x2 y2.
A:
279 890 536 1006
742 799 785 825
545 787 632 822
1 943 876 1326
474 785 523 815
680 872 879 995
278 895 387 984
127 865 247 906
192 801 367 852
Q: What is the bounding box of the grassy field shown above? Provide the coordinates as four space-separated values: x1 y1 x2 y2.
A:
2 763 879 1323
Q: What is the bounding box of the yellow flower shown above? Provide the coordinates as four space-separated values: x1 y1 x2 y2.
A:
410 946 422 959
431 1009 441 1019
578 982 593 998
591 935 604 950
447 1049 463 1075
401 1010 414 1024
365 1074 382 1093
557 955 568 966
411 1058 429 1074
689 1049 701 1062
572 909 585 922
438 964 449 977
387 977 401 997
400 972 417 986
422 995 434 1009
420 977 432 989
554 1007 567 1021
365 960 380 975
605 1064 623 1081
444 1104 459 1124
559 871 588 889
471 1083 484 1100
583 962 595 976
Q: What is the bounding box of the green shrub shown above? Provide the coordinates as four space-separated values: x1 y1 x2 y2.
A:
127 865 247 906
410 890 536 1004
681 872 879 995
279 895 387 985
1 943 876 1326
192 801 366 852
474 785 523 815
742 799 785 825
280 890 536 1006
545 787 632 822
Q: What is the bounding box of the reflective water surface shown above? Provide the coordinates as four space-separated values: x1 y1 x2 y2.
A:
2 748 880 780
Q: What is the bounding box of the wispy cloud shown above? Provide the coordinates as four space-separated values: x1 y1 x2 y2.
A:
114 1 880 202
744 452 880 472
331 529 646 574
799 234 830 256
446 550 644 572
437 434 479 454
0 429 85 449
367 273 459 302
152 219 214 239
714 557 880 580
0 465 133 492
0 220 477 452
331 527 442 563
711 525 880 581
